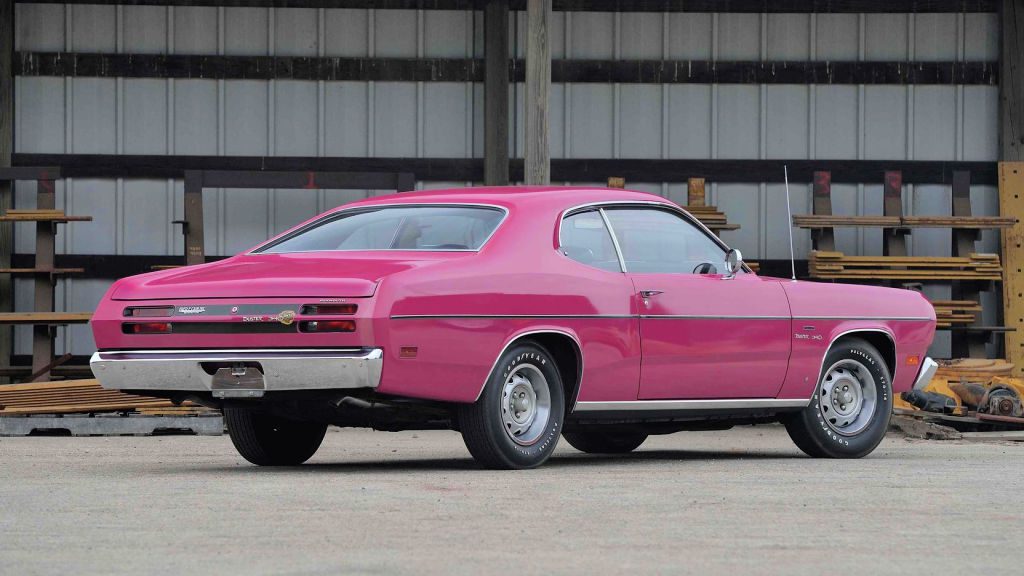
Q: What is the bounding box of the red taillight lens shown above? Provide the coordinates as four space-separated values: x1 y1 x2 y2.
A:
301 304 357 315
124 306 173 317
299 320 356 333
124 322 172 334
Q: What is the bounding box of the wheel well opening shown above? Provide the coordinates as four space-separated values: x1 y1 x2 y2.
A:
836 331 896 379
521 332 582 410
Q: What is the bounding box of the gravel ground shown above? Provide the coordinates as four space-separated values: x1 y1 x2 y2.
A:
0 425 1021 575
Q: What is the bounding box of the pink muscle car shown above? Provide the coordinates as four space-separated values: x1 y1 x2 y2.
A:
90 186 937 469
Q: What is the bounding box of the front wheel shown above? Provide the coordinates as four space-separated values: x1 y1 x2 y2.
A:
458 342 565 469
224 407 328 466
784 337 893 458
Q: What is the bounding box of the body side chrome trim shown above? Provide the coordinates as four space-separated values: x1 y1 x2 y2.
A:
572 398 810 412
474 329 584 404
391 314 634 319
598 207 628 273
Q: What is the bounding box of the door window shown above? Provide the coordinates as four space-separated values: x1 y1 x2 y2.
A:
603 207 729 274
559 210 622 273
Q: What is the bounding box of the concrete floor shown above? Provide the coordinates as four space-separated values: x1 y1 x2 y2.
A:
0 425 1020 575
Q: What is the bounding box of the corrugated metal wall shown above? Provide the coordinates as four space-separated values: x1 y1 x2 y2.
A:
11 5 1001 356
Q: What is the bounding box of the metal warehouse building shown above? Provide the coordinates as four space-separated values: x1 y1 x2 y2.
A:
0 0 1021 380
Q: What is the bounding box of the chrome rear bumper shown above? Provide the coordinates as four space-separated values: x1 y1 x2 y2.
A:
90 348 383 397
912 356 939 391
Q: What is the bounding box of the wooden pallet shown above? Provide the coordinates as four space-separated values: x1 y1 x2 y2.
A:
930 299 983 328
0 379 186 415
0 312 92 325
809 251 1002 281
0 209 92 222
794 214 1016 229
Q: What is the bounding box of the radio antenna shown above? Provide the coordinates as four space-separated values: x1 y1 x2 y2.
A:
784 165 797 282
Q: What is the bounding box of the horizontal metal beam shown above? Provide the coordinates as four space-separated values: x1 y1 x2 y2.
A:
13 0 999 13
0 166 61 181
12 154 999 185
191 169 415 190
15 53 998 85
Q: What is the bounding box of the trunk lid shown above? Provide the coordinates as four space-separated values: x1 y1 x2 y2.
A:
111 252 457 300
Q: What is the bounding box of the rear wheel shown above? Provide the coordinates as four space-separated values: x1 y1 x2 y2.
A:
224 406 327 466
563 427 647 454
784 337 893 458
459 342 565 469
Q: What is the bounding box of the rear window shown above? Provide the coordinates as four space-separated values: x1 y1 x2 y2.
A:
254 205 506 253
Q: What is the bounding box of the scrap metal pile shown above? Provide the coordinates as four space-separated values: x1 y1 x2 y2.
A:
896 359 1024 430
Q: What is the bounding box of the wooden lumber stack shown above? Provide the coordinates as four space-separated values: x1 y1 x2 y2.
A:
930 300 983 328
686 205 740 231
794 214 1016 229
809 251 1002 281
0 379 200 415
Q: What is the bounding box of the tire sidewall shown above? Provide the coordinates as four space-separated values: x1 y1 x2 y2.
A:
805 340 893 457
482 343 565 467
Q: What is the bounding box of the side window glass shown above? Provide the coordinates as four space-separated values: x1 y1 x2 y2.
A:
560 210 622 273
603 208 729 274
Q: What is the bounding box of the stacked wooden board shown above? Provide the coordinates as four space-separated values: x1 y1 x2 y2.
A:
686 205 740 231
794 214 1016 229
809 251 1002 281
930 300 983 328
0 379 193 415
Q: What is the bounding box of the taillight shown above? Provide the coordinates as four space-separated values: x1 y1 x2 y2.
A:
299 320 356 333
124 306 173 317
123 322 172 334
301 304 357 315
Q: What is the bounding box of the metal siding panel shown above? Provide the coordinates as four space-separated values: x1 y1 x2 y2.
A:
667 85 712 159
66 279 112 355
225 7 269 56
765 183 811 260
911 185 952 257
913 14 957 61
913 86 956 161
72 79 117 154
13 279 32 355
173 7 219 55
765 85 808 160
123 180 172 255
14 77 65 154
569 84 614 158
861 183 884 255
666 13 712 59
224 81 269 155
831 183 860 255
373 82 417 157
324 81 369 156
715 184 760 257
424 11 471 58
620 13 664 60
717 13 760 60
863 86 907 160
68 180 116 254
223 188 270 255
766 14 810 60
814 85 858 159
815 14 859 61
973 185 1000 254
272 190 319 236
124 79 168 155
324 9 369 56
424 83 469 157
14 3 65 52
549 83 564 159
375 10 417 58
275 8 318 57
963 86 998 161
964 13 998 61
173 79 218 155
716 85 759 159
71 4 116 52
570 12 614 59
123 6 169 54
619 84 662 159
274 80 318 156
864 13 908 60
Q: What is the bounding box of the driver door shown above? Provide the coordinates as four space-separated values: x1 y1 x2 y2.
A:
602 207 792 400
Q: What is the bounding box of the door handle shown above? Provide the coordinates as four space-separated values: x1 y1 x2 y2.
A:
639 290 663 298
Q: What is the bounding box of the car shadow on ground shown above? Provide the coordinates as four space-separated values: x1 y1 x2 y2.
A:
177 449 805 475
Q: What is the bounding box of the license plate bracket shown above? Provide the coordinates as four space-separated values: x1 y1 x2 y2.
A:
211 365 266 398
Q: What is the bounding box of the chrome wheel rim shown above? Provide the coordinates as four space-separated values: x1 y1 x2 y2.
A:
500 364 551 446
819 359 877 436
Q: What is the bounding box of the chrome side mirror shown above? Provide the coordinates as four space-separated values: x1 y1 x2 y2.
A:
724 249 743 279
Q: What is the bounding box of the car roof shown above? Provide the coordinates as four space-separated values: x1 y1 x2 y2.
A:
329 186 675 214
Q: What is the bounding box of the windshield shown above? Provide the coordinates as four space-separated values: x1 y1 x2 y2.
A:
254 205 506 253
